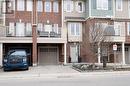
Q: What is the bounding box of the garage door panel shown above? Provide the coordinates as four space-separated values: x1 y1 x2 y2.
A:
39 47 58 65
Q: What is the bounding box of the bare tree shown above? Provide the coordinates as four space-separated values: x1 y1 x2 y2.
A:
88 20 106 63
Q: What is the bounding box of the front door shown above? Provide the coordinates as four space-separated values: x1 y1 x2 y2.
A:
70 45 78 63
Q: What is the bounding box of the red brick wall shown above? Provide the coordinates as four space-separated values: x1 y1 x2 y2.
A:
5 0 62 26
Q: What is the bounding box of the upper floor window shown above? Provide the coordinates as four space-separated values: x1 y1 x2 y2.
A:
76 1 85 13
37 23 43 32
45 1 51 12
68 23 81 36
26 23 32 36
17 0 25 11
97 0 108 10
9 22 15 36
26 0 32 11
53 24 59 33
64 0 73 12
116 0 122 11
37 0 43 12
53 1 59 12
127 22 130 35
129 0 130 18
114 22 121 36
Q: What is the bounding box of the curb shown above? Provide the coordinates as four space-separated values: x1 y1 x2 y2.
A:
0 71 130 79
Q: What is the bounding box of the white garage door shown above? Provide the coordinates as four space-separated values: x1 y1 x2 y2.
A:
39 47 58 65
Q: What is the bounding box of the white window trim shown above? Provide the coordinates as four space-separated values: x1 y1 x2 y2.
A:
76 1 85 13
64 0 73 12
114 22 121 36
26 0 32 11
37 0 43 12
37 23 43 32
97 0 108 10
53 1 59 13
53 24 59 33
116 0 123 11
128 0 130 18
26 23 32 35
45 1 52 12
44 24 52 32
68 23 81 36
9 22 15 36
16 23 25 36
17 0 25 11
127 22 130 35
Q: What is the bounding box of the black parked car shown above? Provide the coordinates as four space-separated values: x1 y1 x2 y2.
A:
3 49 29 71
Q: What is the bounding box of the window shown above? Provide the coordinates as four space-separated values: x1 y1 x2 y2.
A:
45 1 51 12
26 23 32 36
27 0 32 11
127 22 130 35
53 24 59 33
16 23 25 36
116 0 122 11
76 1 84 13
129 0 130 18
37 23 43 32
97 0 108 10
17 0 25 11
44 24 52 32
64 0 73 12
53 1 59 12
37 0 43 12
9 22 15 36
114 22 121 36
68 23 81 36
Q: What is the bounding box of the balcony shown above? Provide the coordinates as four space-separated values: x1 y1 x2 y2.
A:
0 26 67 43
104 25 125 42
37 27 61 38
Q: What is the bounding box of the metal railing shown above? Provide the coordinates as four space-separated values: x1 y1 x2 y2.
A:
37 27 61 38
0 26 62 38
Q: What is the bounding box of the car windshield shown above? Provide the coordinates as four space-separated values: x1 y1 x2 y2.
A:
8 50 26 57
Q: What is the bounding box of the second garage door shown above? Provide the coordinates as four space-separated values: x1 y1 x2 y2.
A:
39 47 58 65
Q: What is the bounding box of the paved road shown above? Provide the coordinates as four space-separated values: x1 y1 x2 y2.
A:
0 73 130 86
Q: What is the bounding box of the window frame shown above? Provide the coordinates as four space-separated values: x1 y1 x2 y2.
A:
45 1 52 12
68 22 81 36
53 1 59 13
127 22 130 35
17 0 25 11
26 0 32 11
116 0 123 11
97 0 108 10
76 1 85 13
37 0 43 12
26 23 32 36
9 22 15 36
114 22 121 36
64 0 73 12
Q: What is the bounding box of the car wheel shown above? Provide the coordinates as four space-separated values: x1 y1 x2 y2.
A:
3 68 8 72
24 67 29 70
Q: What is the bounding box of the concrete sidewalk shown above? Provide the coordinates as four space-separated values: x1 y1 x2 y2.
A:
0 65 79 78
0 65 130 79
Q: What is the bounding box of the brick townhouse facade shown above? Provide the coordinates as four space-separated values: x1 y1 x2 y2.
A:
0 0 130 67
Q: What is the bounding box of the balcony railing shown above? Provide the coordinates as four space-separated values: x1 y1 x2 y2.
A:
37 27 61 38
0 26 62 38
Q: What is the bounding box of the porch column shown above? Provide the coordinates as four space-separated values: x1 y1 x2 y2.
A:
64 43 67 65
122 42 125 65
98 44 101 63
0 43 3 66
